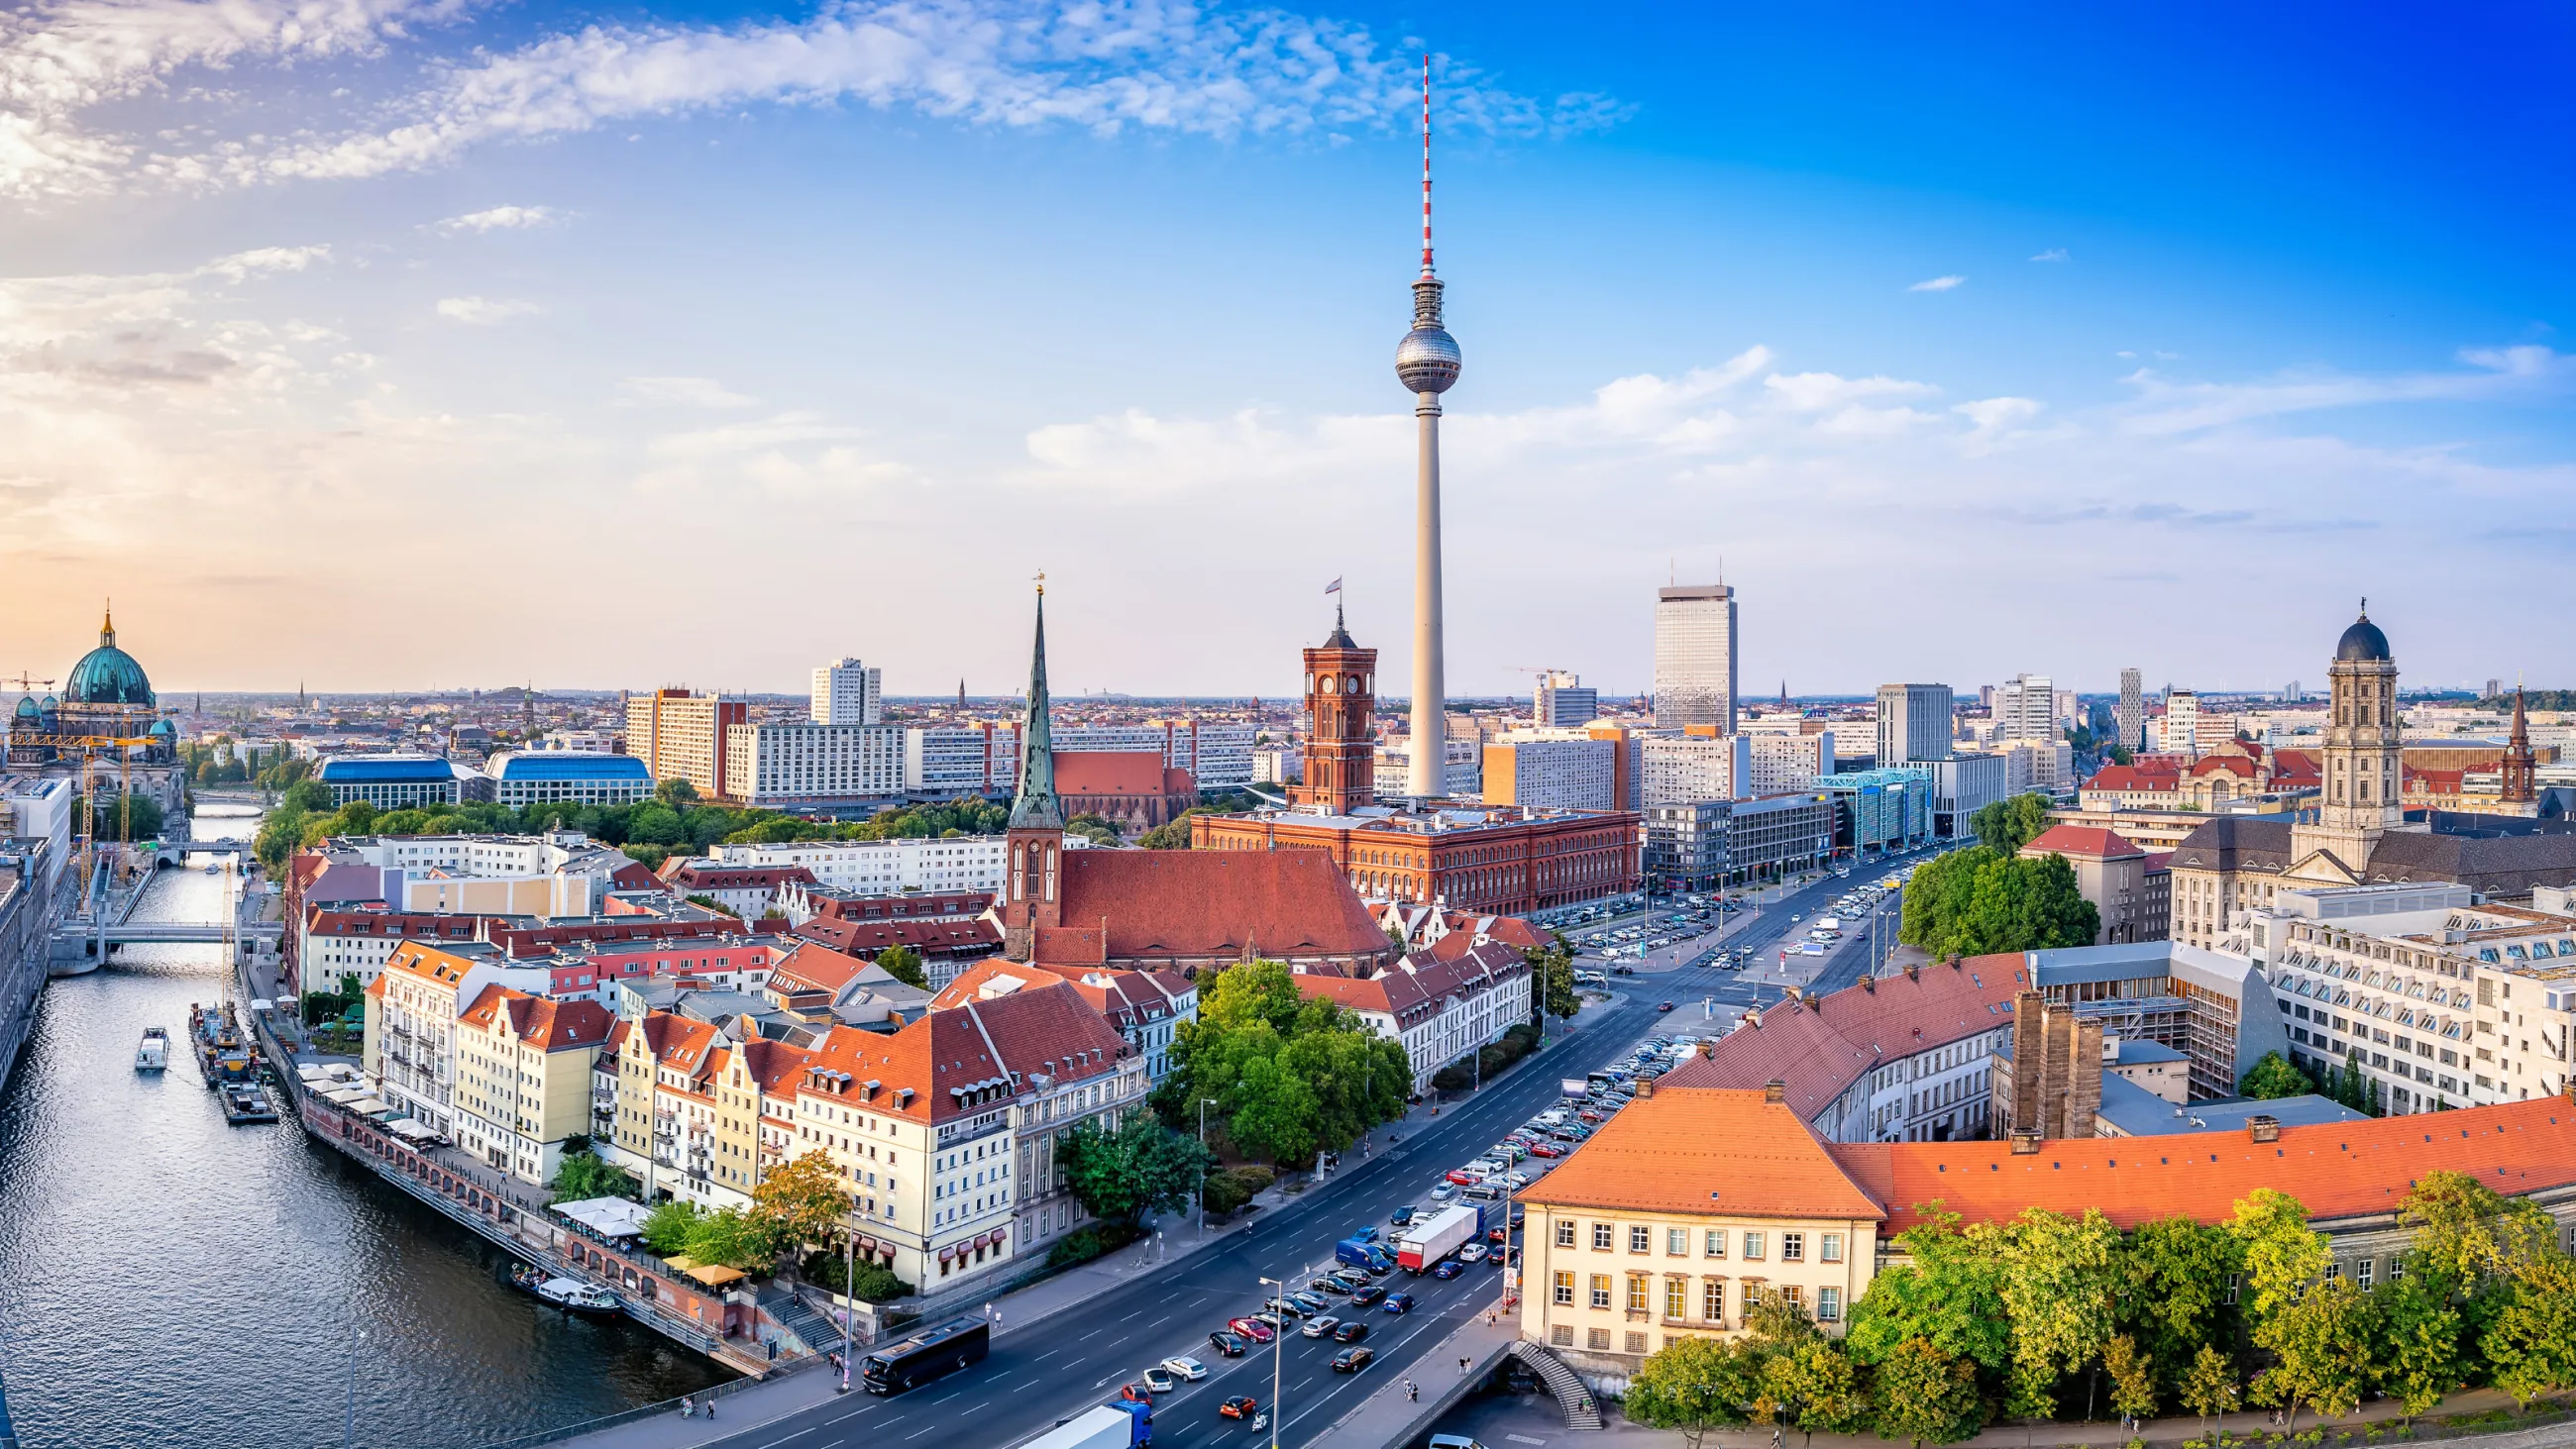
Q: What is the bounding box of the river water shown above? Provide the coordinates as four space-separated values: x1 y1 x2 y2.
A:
0 807 727 1448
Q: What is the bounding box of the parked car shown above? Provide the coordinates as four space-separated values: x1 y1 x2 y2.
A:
1289 1292 1330 1314
1430 1183 1459 1200
1333 1320 1370 1343
1445 1168 1484 1187
1527 1141 1564 1158
1389 1206 1416 1227
1163 1356 1209 1381
1351 1225 1380 1243
1332 1347 1375 1374
1208 1331 1246 1357
1229 1317 1274 1343
1220 1396 1260 1420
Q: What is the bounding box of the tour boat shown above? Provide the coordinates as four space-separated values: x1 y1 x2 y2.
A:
220 1082 279 1124
512 1264 621 1315
135 1026 170 1072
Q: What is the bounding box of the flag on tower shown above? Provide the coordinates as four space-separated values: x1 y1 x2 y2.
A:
1325 577 1342 594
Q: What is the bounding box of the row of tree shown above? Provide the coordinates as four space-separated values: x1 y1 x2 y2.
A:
1898 793 2101 959
1151 960 1414 1168
1627 1173 2576 1448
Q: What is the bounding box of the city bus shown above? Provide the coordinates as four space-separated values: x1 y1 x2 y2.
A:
859 1314 992 1396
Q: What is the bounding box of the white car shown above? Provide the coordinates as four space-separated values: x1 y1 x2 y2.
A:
1302 1314 1342 1339
1459 1242 1489 1263
1500 1171 1532 1190
1163 1355 1209 1381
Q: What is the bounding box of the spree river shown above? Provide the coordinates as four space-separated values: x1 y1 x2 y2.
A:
0 807 727 1448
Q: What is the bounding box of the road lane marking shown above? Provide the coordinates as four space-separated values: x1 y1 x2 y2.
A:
758 1431 815 1448
904 1427 937 1441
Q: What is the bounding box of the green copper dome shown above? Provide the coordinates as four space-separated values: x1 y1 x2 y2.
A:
65 609 154 707
11 695 35 721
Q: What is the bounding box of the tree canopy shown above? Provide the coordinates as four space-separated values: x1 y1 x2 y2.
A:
1054 1112 1212 1224
1156 960 1412 1167
1971 792 2055 854
1898 845 2099 959
2235 1051 2314 1100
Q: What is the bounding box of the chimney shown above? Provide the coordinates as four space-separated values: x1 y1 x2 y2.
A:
1904 962 1920 983
1861 976 1876 993
2010 1129 2043 1155
2247 1114 2281 1144
1635 1076 1655 1099
1763 1080 1786 1104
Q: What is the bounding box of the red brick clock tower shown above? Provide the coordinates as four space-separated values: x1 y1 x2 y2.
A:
1293 606 1378 816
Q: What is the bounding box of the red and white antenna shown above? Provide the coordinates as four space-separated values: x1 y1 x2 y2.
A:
1420 52 1435 277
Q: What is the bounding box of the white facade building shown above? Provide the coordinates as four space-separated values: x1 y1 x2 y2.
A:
811 659 885 727
1054 719 1255 788
1483 730 1619 811
2165 689 2202 758
904 723 1020 797
1534 672 1599 727
1746 731 1835 796
1639 732 1752 806
709 835 1010 895
1875 683 1955 765
1996 673 2057 744
723 723 906 806
1374 735 1481 799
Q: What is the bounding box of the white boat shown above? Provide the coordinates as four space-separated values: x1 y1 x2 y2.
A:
135 1027 170 1072
513 1265 621 1314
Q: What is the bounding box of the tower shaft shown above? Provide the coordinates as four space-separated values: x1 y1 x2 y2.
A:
1409 392 1447 798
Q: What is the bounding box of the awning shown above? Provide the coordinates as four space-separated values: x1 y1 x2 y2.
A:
662 1255 701 1272
553 1196 654 1239
683 1263 746 1287
387 1118 439 1141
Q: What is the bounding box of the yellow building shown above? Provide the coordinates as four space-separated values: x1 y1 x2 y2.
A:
1515 1084 1882 1378
711 1037 811 1197
452 985 616 1185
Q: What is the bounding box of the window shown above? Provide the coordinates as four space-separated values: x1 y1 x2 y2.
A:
1556 1220 1576 1249
1626 1276 1650 1313
1703 1279 1726 1323
1743 1282 1765 1310
1552 1324 1574 1347
1625 1331 1650 1355
1821 1232 1844 1264
1554 1270 1575 1305
1667 1227 1688 1256
1818 1287 1842 1322
2322 1261 2340 1283
1780 1285 1806 1311
1589 1275 1611 1309
1705 1229 1728 1259
1781 1232 1805 1262
1744 1231 1767 1260
2224 1273 2240 1304
2355 1258 2374 1290
1664 1277 1688 1320
1586 1327 1611 1351
1592 1222 1613 1251
1630 1225 1652 1254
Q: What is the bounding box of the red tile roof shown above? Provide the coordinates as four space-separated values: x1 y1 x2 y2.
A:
1660 955 2028 1122
1832 1093 2576 1232
1055 751 1174 798
796 916 1002 960
1517 1087 1886 1221
2022 825 2145 860
1046 849 1391 964
795 980 1128 1123
2086 765 2181 793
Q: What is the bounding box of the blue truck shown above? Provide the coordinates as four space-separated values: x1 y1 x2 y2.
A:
1022 1398 1152 1449
1337 1236 1396 1273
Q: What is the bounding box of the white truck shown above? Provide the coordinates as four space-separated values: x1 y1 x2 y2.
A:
1396 1203 1484 1272
1019 1402 1153 1449
1813 917 1843 933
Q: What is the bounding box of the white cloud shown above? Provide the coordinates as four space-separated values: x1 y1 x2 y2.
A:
1762 369 1937 412
636 411 907 495
1907 274 1966 292
621 374 756 408
2117 346 2571 434
2029 248 2069 262
431 204 562 234
434 295 539 324
0 0 1629 196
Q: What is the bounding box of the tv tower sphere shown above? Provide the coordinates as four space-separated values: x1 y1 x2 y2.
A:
1395 289 1461 394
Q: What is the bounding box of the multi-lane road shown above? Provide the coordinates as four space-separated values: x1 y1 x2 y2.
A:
696 854 1922 1449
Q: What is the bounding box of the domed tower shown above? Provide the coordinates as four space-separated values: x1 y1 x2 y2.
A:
2294 601 2404 872
60 605 155 741
1395 55 1460 799
1293 604 1379 816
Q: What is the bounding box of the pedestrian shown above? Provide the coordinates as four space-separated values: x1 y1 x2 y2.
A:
1458 1356 1469 1376
704 1398 714 1421
680 1395 695 1418
1408 1380 1418 1402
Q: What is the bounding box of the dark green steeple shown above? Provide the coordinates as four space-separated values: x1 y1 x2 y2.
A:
1009 586 1063 830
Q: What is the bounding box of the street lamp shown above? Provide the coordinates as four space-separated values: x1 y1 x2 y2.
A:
1257 1271 1289 1449
1196 1097 1217 1241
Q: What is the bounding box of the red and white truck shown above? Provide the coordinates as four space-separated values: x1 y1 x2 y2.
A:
1396 1203 1485 1273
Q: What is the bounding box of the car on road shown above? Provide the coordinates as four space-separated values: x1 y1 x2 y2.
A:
1389 1205 1416 1227
1430 1183 1459 1200
1220 1396 1259 1420
1164 1356 1209 1381
1658 1000 1675 1012
1459 1242 1488 1264
1383 1292 1416 1314
1332 1347 1375 1374
1486 1226 1510 1245
1333 1320 1371 1343
1432 1259 1466 1279
1228 1317 1274 1343
1208 1331 1246 1357
1302 1314 1342 1339
1348 1285 1387 1306
1140 1368 1179 1395
1289 1292 1330 1315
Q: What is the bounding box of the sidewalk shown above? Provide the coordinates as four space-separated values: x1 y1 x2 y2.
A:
1302 1297 1519 1449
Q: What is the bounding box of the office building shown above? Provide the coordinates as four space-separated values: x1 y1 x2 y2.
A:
485 751 656 807
1999 739 2076 796
2165 688 2202 758
1056 719 1255 789
1874 683 1954 765
2116 669 2144 754
723 722 906 806
712 835 1009 896
810 658 884 726
1639 732 1751 807
1644 800 1732 889
1483 731 1623 812
1807 768 1934 856
1534 672 1599 728
1746 731 1834 796
1995 673 2056 743
1653 584 1739 733
2017 825 2169 945
626 688 747 801
1373 734 1481 799
1723 791 1837 880
315 755 491 809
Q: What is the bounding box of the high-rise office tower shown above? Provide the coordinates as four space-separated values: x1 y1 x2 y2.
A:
1996 673 2056 743
1533 671 1598 727
1394 58 1461 797
2165 688 2201 757
1876 683 1955 764
2116 669 2143 753
810 658 883 726
1653 585 1739 732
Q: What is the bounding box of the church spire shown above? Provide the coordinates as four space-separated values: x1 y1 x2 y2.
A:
1009 578 1063 830
2503 682 2537 804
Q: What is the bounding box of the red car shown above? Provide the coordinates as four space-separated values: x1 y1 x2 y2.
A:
1228 1316 1275 1343
1658 1001 1675 1012
1527 1141 1564 1158
1444 1168 1484 1187
1220 1396 1260 1420
1486 1226 1509 1245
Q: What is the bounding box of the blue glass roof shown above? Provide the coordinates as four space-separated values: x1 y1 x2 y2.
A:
317 757 466 783
492 754 651 782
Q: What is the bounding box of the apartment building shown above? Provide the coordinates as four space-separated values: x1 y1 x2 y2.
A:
709 835 1010 896
1286 940 1532 1094
903 722 1020 797
362 941 555 1138
1745 732 1834 796
626 689 747 801
811 659 884 727
1639 732 1750 807
932 959 1198 1082
1483 731 1623 812
451 986 615 1186
722 722 906 806
1874 683 1954 766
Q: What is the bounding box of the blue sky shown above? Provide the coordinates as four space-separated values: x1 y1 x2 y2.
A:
1 1 2567 697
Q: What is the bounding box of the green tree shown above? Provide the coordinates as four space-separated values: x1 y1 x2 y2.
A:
1897 846 2097 958
1758 1339 1869 1449
627 802 688 847
1848 1208 2011 1372
656 776 700 808
2250 1279 2378 1429
686 1205 778 1272
2481 1250 2576 1408
873 945 926 989
2116 1214 2242 1390
2231 1189 2329 1319
1995 1207 2121 1421
1164 961 1411 1167
2236 1051 2313 1100
1065 813 1124 847
1526 934 1580 1024
1971 792 2055 854
548 1149 638 1203
2104 1333 2158 1425
1869 1336 1986 1449
643 1198 705 1257
73 792 165 840
751 1149 850 1252
2179 1344 2241 1442
1135 818 1194 850
2375 1268 2466 1424
2398 1170 2555 1288
1625 1334 1760 1449
1054 1112 1212 1225
281 777 332 812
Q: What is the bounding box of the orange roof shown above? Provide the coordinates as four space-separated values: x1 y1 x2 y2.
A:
1517 1087 1885 1221
1054 751 1174 798
1832 1093 2576 1232
2022 824 2144 860
1046 849 1390 964
1661 955 2027 1120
